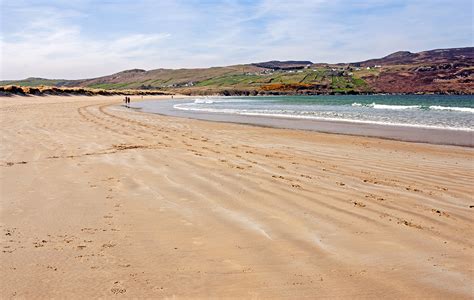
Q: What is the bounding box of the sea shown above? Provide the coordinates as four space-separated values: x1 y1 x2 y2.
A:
171 95 473 131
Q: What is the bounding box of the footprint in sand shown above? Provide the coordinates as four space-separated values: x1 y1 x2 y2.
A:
398 219 423 229
102 243 116 248
353 201 366 207
406 186 422 192
365 194 385 201
111 281 127 294
431 209 450 217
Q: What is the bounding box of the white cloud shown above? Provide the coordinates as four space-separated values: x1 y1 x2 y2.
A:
0 0 471 79
0 5 171 79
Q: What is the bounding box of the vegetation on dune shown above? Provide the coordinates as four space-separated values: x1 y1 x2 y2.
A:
0 85 172 96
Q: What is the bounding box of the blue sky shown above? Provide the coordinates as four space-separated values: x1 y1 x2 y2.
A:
0 0 472 79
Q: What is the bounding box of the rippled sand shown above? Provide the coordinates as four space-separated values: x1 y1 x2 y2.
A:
1 95 473 298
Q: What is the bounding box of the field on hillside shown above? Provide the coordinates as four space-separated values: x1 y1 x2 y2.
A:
2 47 473 95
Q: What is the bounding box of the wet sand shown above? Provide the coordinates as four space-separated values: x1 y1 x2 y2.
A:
1 95 473 298
134 99 474 147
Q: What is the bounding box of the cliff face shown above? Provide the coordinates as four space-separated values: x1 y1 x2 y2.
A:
1 47 473 95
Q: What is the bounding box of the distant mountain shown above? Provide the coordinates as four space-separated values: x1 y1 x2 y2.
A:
251 61 313 70
352 47 473 67
350 47 474 94
1 47 473 95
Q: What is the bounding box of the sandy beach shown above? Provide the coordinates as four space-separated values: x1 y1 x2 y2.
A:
1 95 473 298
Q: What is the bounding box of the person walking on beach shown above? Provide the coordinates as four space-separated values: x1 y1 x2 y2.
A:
124 96 131 107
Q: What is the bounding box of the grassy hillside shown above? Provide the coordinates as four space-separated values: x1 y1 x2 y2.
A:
78 66 374 94
1 65 373 94
0 78 67 87
2 47 473 95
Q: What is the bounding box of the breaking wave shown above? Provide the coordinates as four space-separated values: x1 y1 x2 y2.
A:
352 102 473 112
429 105 474 113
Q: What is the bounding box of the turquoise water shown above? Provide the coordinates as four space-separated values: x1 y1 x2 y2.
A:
173 95 473 130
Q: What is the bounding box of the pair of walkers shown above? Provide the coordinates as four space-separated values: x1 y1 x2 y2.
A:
123 96 131 107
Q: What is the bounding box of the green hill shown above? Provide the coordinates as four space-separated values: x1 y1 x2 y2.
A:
2 47 473 95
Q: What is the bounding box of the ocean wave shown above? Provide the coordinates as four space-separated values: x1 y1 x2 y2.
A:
173 104 473 131
351 102 473 112
193 99 214 104
429 105 474 113
351 102 421 110
371 103 421 110
192 97 265 105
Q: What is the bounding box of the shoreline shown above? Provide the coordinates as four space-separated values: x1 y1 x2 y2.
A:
131 99 474 147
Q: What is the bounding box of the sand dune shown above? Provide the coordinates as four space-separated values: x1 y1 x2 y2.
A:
1 95 473 298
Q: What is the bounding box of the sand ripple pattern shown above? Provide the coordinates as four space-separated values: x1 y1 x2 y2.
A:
1 95 473 298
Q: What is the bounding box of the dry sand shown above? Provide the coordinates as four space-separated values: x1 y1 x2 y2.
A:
0 95 473 298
